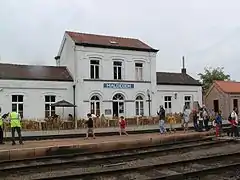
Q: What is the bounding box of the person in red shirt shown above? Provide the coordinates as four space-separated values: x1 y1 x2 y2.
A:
119 116 128 136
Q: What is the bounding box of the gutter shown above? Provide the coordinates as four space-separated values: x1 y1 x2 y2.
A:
73 84 76 125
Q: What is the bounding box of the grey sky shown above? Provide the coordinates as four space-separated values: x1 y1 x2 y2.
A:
0 0 239 80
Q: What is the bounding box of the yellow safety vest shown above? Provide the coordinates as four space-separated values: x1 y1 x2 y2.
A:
0 117 3 127
10 112 21 128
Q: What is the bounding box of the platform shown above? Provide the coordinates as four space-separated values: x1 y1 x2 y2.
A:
3 121 230 141
0 131 214 161
2 123 188 141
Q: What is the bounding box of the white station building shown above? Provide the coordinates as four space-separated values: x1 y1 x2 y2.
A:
0 31 202 119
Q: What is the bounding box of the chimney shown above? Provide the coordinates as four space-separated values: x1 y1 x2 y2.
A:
181 56 186 74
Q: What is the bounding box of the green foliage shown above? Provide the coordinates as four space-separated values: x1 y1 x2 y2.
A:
198 67 230 92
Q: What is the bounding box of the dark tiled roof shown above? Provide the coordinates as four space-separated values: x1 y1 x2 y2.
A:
156 72 201 86
66 31 158 52
0 63 73 82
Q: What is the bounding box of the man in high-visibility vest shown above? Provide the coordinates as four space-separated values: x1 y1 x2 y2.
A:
9 107 23 145
0 107 4 144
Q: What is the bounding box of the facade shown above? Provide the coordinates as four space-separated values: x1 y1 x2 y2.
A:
0 64 73 119
56 31 202 118
0 31 202 119
205 80 240 119
156 72 202 114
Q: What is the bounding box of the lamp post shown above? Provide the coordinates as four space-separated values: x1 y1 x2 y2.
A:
146 89 151 117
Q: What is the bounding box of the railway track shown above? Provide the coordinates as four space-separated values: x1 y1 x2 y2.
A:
0 137 238 180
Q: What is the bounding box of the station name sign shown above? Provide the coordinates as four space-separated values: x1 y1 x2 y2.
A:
103 83 134 89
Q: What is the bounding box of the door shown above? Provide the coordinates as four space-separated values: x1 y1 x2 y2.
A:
113 102 118 117
233 99 238 114
233 99 238 109
213 100 219 113
112 93 125 117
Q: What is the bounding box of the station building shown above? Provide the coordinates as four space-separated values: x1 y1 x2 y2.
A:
0 31 202 119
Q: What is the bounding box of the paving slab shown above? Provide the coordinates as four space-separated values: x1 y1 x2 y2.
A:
0 131 214 161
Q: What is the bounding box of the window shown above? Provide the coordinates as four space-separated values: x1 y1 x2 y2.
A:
135 63 143 80
12 95 24 118
90 60 100 79
112 93 125 116
90 95 100 116
45 95 56 118
135 95 144 116
164 96 172 113
113 61 122 80
184 96 192 109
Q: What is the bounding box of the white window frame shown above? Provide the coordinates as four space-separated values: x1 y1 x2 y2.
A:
12 95 24 118
184 96 192 109
135 95 144 116
113 61 122 80
90 95 101 116
45 95 56 118
135 63 143 81
164 96 172 113
90 59 100 79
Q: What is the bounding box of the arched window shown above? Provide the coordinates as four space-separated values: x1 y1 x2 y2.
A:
113 93 124 101
90 95 100 116
112 93 125 116
135 95 144 116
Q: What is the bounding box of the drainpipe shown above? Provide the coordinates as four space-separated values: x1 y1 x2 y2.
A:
73 84 76 129
73 44 77 129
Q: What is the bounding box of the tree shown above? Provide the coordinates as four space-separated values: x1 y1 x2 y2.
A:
198 67 230 92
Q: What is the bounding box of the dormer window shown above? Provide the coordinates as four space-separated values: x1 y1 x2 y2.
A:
110 40 118 44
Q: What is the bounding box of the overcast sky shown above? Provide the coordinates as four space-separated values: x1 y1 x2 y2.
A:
0 0 239 80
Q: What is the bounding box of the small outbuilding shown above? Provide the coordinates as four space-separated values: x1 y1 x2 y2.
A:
204 80 240 119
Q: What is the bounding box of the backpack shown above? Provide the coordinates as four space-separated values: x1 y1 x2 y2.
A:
228 113 232 121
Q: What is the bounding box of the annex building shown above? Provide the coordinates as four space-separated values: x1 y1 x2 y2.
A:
0 31 202 119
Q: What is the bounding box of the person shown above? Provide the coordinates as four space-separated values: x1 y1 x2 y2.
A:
119 116 128 136
183 105 190 132
157 106 166 134
203 107 209 131
230 107 239 137
192 109 199 132
8 108 23 145
84 113 96 139
198 108 204 132
168 113 176 133
214 111 222 137
0 108 4 145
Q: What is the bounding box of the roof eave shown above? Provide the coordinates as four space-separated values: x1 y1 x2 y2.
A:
75 42 159 53
228 92 240 94
156 82 202 86
0 78 73 82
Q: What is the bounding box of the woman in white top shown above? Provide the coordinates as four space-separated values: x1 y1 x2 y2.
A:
230 108 239 137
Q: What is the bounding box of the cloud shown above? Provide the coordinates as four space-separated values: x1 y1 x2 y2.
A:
0 0 240 79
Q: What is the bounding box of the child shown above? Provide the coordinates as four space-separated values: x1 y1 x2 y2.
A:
119 116 128 136
159 118 167 135
168 114 176 133
214 111 222 137
84 113 96 139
